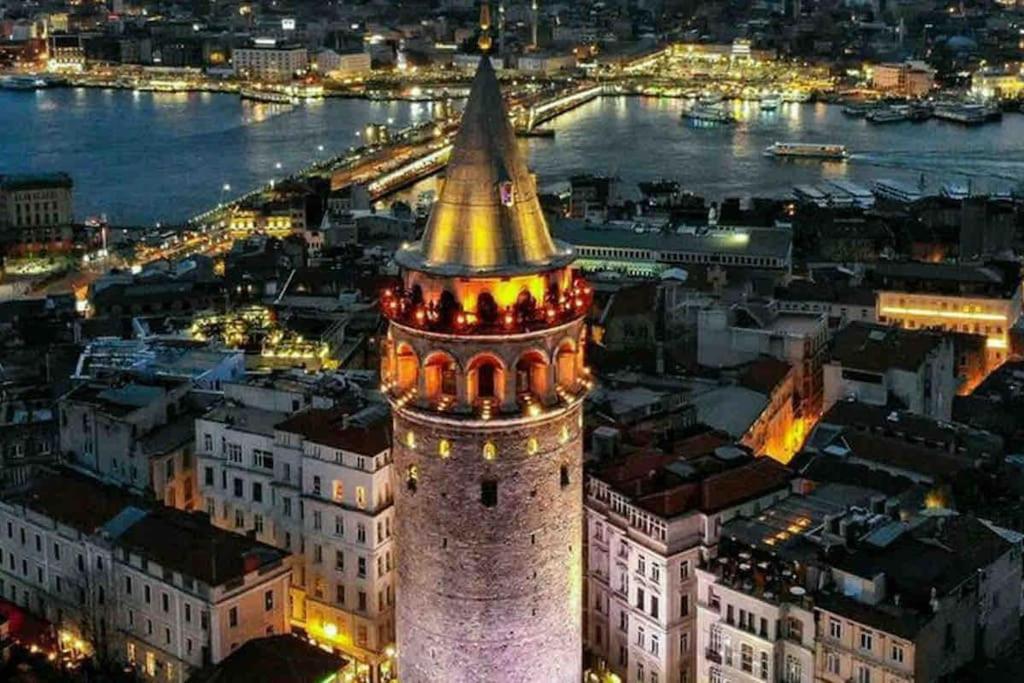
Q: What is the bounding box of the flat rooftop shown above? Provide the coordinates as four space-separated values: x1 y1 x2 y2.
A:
553 219 792 261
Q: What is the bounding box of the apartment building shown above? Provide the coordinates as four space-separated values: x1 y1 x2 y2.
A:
872 261 1022 368
194 377 395 682
698 299 828 420
823 322 956 420
584 447 793 683
694 481 1022 683
58 375 198 505
0 468 291 682
233 38 307 82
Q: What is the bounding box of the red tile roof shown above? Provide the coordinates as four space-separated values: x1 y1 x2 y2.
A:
275 408 390 455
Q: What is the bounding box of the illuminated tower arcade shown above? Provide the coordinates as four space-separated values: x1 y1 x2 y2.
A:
380 21 591 683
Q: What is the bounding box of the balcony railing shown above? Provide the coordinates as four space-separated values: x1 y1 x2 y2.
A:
705 649 722 664
381 278 593 336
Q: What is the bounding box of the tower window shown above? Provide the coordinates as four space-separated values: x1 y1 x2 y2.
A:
527 437 539 455
438 439 451 459
481 480 498 508
483 442 497 460
406 465 418 493
560 465 570 489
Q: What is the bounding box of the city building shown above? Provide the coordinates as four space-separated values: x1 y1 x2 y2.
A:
815 513 1021 683
584 450 792 683
554 220 792 278
0 468 292 682
823 322 956 420
872 261 1022 367
58 375 199 503
313 49 372 78
0 173 74 253
382 53 591 681
193 378 395 682
233 39 307 82
871 61 935 97
0 398 58 488
698 299 828 421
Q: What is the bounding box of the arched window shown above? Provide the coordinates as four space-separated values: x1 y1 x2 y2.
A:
515 350 548 397
556 340 577 388
468 355 505 404
424 353 458 400
395 344 418 392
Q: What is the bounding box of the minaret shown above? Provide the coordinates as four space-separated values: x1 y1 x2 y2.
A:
381 8 590 681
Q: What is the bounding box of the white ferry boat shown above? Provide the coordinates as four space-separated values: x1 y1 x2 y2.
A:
759 94 781 110
240 88 296 105
682 103 735 125
764 142 849 160
866 106 909 124
1 75 49 90
873 179 923 204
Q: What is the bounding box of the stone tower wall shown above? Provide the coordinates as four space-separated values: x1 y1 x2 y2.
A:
391 401 584 683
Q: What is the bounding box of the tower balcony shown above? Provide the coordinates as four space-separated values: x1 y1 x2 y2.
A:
380 276 593 337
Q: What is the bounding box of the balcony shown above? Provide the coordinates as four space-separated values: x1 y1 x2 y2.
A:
381 278 593 336
705 649 722 664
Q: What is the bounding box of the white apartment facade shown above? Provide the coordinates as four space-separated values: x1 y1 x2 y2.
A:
195 396 396 682
584 458 793 683
0 469 291 683
233 40 307 82
694 568 816 683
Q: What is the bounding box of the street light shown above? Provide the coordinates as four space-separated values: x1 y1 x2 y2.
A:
274 162 283 170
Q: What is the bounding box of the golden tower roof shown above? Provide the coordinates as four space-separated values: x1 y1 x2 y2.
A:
395 56 573 277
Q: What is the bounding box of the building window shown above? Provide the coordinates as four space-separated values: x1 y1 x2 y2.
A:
829 618 842 639
760 651 769 680
355 486 367 508
825 651 840 674
312 476 321 496
481 480 498 508
680 595 689 617
406 465 418 492
860 629 873 651
785 655 801 683
650 594 659 619
229 606 238 627
891 642 905 664
740 644 753 673
264 590 274 611
857 665 871 683
560 465 570 488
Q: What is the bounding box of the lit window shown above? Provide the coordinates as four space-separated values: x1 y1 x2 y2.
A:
483 442 497 460
527 437 539 455
560 425 570 444
355 487 367 508
438 439 451 458
405 431 417 449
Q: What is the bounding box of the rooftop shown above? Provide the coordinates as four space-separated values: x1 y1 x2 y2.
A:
202 404 290 438
0 172 72 191
830 322 946 373
187 635 347 683
870 260 1021 299
275 406 390 456
554 220 792 261
593 450 792 518
3 469 286 587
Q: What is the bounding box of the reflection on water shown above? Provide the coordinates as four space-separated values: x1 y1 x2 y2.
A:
1 89 1023 225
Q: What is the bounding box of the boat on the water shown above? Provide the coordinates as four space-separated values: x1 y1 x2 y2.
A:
782 89 812 103
866 106 909 124
941 182 970 200
764 142 848 160
759 94 781 110
240 88 296 105
1 75 49 90
682 103 735 125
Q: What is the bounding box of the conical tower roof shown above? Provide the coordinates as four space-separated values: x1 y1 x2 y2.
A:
395 57 572 276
